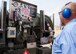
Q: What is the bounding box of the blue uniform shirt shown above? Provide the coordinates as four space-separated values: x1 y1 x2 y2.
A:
52 18 76 54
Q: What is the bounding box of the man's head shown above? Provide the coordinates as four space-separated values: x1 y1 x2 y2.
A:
59 2 76 26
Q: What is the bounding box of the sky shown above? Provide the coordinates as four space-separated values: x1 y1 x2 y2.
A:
0 0 76 26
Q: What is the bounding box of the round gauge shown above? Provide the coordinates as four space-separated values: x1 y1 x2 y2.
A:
12 1 18 7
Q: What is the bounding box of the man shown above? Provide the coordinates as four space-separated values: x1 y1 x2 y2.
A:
52 2 76 54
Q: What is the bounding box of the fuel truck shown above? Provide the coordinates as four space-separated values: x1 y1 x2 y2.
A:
0 0 54 54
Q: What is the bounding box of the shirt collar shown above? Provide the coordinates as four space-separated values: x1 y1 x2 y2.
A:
63 18 76 29
66 18 76 25
69 18 76 22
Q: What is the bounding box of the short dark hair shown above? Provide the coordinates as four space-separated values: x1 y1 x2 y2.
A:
65 2 72 6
